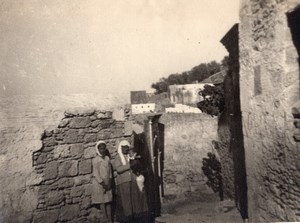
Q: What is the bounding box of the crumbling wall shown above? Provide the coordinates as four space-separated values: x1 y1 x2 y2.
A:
32 110 130 223
159 113 217 199
0 94 121 223
239 0 300 221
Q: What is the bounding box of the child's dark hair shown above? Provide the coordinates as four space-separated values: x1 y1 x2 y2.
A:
130 159 142 176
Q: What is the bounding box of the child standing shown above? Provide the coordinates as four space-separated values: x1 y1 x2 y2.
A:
128 150 145 192
91 141 113 223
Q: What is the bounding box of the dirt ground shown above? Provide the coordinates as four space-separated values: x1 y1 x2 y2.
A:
156 191 243 223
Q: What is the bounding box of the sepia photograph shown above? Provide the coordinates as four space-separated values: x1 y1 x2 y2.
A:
0 0 299 222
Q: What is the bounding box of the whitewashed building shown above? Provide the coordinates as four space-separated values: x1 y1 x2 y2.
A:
131 103 156 114
165 104 201 113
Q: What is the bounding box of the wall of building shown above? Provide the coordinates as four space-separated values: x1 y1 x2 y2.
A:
147 92 172 112
220 24 248 219
130 91 148 104
159 113 217 199
239 0 300 221
165 104 201 113
0 94 121 223
131 103 156 114
169 83 208 105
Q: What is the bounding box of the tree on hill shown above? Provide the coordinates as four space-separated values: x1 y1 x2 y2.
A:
151 59 225 94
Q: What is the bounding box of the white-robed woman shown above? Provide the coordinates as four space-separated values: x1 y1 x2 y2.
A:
91 140 113 223
112 140 151 223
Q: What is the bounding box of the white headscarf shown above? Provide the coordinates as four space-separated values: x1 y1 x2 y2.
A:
118 140 131 165
95 140 106 157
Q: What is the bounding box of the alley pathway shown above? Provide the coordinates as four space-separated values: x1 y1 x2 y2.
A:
156 191 243 223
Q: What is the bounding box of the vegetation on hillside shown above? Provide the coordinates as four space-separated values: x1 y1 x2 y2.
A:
151 56 228 94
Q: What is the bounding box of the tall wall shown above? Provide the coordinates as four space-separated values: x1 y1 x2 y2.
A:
159 113 218 198
239 0 300 221
220 24 248 219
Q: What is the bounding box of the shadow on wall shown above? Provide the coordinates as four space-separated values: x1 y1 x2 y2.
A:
288 7 300 138
219 24 248 220
287 6 300 68
202 152 224 201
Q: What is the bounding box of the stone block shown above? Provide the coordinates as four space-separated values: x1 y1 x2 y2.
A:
85 183 93 196
74 175 91 186
83 147 96 159
59 160 78 177
113 107 125 121
43 130 53 138
84 134 97 143
58 118 69 128
96 131 111 140
70 186 85 197
124 121 134 136
96 111 113 119
53 145 71 159
35 153 48 165
110 126 124 138
46 190 64 206
55 133 64 141
64 108 95 117
73 197 81 203
69 117 92 129
79 159 92 175
56 178 75 189
43 137 57 147
91 120 101 128
81 196 91 209
32 210 59 223
63 129 80 144
99 119 115 129
59 204 80 221
44 161 58 181
70 144 84 158
39 184 57 195
90 115 97 121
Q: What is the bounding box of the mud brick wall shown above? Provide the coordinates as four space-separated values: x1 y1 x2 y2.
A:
240 0 300 221
32 110 130 223
159 113 217 199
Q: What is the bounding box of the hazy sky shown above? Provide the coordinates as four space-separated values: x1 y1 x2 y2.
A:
0 0 239 101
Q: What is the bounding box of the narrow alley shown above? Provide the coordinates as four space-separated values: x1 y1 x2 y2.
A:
157 190 241 223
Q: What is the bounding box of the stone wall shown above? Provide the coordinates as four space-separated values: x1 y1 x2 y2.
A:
239 0 300 221
32 110 131 223
159 113 218 199
0 94 121 223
